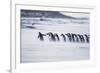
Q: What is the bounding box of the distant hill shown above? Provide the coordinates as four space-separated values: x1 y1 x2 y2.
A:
21 10 88 20
21 10 76 19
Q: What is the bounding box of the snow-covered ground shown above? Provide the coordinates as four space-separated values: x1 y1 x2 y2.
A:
20 16 90 63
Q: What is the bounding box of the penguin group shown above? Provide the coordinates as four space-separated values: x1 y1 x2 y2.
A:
37 32 89 43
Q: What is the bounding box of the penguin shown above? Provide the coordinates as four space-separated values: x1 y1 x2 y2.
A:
54 33 60 41
38 32 45 41
71 34 79 42
65 33 72 42
84 34 90 43
78 34 85 43
61 34 66 42
46 32 56 41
